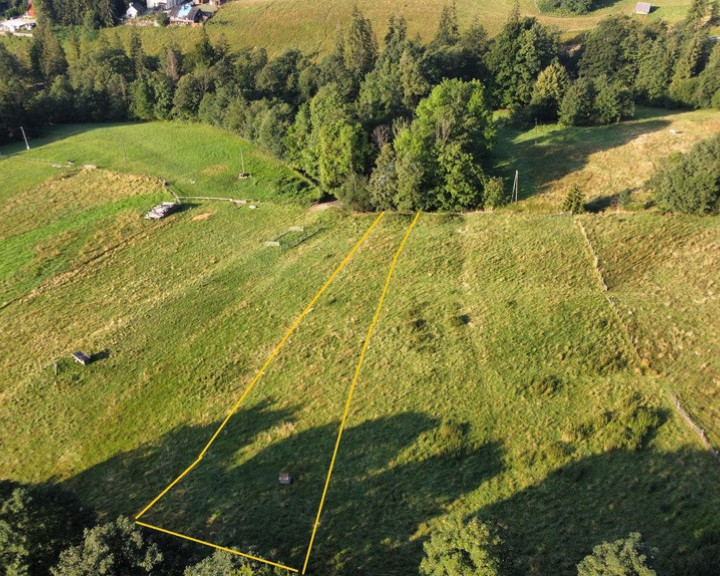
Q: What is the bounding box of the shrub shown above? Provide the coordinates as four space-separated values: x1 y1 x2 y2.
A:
337 173 373 211
484 177 509 209
420 516 503 576
156 11 169 26
562 184 586 214
647 132 720 215
577 532 659 576
599 402 662 452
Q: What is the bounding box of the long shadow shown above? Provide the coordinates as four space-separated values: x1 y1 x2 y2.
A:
0 122 135 160
67 404 503 574
480 447 720 576
493 108 681 201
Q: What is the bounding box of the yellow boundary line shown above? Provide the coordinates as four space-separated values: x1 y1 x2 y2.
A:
134 213 385 566
136 521 299 573
301 212 420 574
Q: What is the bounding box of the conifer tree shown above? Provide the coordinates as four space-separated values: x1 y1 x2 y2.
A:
343 7 378 81
530 60 570 121
432 2 460 47
562 183 586 213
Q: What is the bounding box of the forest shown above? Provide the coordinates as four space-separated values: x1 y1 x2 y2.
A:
1 1 720 211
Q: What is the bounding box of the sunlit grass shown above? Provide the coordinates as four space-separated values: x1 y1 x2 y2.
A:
1 124 719 575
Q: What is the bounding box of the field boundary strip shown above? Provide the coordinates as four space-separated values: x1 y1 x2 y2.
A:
134 212 386 572
301 212 421 574
574 217 720 464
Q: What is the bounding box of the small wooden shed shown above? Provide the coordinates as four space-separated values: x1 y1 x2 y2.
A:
72 351 91 365
635 2 652 14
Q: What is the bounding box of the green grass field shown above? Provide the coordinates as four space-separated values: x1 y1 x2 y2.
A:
494 107 720 212
1 122 720 574
95 0 696 58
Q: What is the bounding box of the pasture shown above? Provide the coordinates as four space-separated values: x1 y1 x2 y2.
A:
101 0 696 57
1 123 720 575
494 107 720 212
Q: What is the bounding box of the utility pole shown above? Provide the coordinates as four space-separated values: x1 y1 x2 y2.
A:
512 170 519 203
20 126 30 151
120 132 127 163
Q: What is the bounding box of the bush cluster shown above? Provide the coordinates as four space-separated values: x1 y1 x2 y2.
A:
647 132 720 215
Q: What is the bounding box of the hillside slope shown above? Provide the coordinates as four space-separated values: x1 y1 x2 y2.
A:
102 0 696 57
1 125 719 575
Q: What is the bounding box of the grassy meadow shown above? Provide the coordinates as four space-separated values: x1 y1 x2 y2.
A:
494 107 720 212
97 0 696 58
583 213 720 447
2 122 720 575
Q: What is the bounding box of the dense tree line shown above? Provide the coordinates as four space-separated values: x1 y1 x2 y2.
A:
539 0 596 16
2 2 720 211
1 0 27 19
33 0 124 27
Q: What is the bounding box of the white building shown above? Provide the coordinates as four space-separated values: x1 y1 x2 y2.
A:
1 17 36 32
125 2 144 17
147 0 181 10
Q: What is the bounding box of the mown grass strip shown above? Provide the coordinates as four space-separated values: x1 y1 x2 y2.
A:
302 212 421 574
135 212 384 522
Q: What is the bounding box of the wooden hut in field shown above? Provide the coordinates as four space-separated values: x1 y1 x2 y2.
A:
72 351 91 365
634 2 652 14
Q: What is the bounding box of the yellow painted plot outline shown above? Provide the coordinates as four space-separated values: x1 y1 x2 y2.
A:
135 212 385 572
302 212 420 574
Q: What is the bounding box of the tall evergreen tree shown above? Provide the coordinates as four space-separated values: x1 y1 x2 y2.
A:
30 22 67 83
432 2 460 47
559 77 597 125
697 42 720 107
343 7 378 81
579 16 641 86
487 17 558 107
529 59 570 121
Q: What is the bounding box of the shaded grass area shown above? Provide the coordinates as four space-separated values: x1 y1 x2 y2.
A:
493 108 720 212
582 212 720 447
0 122 319 204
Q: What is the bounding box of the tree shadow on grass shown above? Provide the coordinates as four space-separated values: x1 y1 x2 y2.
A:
479 446 720 576
0 123 131 160
493 108 681 201
66 402 504 575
